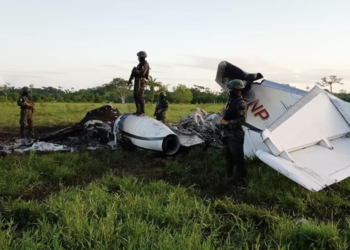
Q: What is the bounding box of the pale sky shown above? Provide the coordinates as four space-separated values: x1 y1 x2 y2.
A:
0 0 349 93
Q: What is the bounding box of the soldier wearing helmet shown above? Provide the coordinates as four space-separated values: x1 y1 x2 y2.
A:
129 51 150 116
154 91 169 123
220 79 248 182
17 86 35 138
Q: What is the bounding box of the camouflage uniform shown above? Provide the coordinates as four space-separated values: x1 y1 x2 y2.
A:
154 97 169 123
222 93 248 178
133 60 150 114
17 93 35 138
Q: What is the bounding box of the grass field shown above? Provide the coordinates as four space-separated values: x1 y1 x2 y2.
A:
1 103 350 249
0 102 224 133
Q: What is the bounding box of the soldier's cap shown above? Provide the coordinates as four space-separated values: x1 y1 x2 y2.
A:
137 51 147 58
227 79 246 90
22 86 29 92
160 91 166 97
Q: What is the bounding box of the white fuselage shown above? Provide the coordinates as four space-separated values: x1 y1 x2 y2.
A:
113 114 180 155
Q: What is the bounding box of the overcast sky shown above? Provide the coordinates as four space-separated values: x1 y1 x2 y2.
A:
0 0 349 92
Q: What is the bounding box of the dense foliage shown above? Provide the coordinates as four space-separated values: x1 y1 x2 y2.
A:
2 79 349 105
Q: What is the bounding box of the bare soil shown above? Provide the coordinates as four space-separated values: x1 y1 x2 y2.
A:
0 126 69 144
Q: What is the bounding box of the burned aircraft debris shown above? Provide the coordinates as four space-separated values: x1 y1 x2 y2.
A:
0 105 122 154
1 105 203 155
2 61 350 192
169 108 222 148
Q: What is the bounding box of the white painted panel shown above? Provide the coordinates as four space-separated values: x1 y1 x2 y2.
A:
256 137 350 191
328 94 350 126
262 89 350 154
176 134 204 147
125 115 174 138
131 138 163 152
331 166 350 182
245 81 305 130
256 150 323 191
113 114 179 154
244 130 271 156
291 138 350 179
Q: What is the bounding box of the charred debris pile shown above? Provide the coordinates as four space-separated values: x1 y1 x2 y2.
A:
0 105 223 156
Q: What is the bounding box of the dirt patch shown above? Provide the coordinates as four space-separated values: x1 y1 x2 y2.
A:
0 126 70 144
20 158 169 202
122 158 167 180
21 171 105 202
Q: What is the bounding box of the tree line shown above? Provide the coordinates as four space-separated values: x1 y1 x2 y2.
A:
0 76 228 104
2 75 348 104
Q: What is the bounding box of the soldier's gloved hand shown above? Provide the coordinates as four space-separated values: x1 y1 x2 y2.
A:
220 108 225 116
220 119 228 125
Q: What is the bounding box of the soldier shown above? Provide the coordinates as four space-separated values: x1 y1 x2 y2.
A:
17 86 35 138
220 79 248 181
154 91 169 123
129 51 150 116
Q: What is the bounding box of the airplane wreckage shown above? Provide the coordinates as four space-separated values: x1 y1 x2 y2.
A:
2 61 350 192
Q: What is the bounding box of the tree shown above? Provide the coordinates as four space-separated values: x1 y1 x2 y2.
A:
190 85 222 104
8 92 20 101
340 89 347 94
306 86 310 91
316 75 344 93
104 78 132 104
29 84 34 95
0 82 12 100
172 84 193 103
146 75 163 103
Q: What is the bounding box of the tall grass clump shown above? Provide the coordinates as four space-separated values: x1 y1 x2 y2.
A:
0 151 106 199
1 175 348 249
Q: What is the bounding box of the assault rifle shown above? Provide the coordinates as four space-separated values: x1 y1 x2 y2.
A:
128 67 136 85
22 96 36 110
154 102 162 116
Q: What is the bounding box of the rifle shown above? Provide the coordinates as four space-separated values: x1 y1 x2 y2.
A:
128 67 136 85
22 96 36 110
154 102 161 116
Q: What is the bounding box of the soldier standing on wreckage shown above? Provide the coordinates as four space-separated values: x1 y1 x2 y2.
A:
154 91 169 123
17 86 35 138
220 79 248 182
128 51 150 116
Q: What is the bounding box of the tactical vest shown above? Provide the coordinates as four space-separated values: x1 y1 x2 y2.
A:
224 97 243 121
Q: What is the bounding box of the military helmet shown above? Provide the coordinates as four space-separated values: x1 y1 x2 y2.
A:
137 51 147 58
227 79 245 90
159 91 166 97
22 86 29 92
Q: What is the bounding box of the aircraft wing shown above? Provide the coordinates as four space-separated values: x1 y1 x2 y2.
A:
254 86 350 191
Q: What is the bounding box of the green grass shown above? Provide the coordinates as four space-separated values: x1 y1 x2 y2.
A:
0 102 224 132
1 148 350 249
0 174 347 249
2 103 350 249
